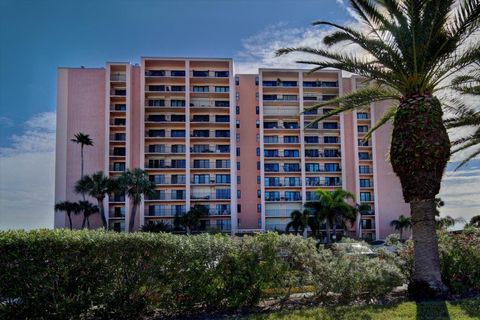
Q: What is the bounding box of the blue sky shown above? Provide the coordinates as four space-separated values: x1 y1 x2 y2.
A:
0 0 479 230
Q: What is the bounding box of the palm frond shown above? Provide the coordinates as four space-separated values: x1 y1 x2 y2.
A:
362 105 398 141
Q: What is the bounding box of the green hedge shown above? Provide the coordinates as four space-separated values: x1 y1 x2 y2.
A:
0 230 404 319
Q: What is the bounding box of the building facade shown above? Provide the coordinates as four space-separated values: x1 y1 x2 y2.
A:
55 57 409 239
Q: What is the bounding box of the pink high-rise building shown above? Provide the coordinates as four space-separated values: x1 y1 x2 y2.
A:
55 57 409 240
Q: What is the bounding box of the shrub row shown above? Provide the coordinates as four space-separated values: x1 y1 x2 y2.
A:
0 230 404 319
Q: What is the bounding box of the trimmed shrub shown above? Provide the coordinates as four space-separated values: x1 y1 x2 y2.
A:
0 230 404 319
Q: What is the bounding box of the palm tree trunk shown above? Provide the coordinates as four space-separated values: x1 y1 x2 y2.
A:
129 205 138 232
410 199 448 296
400 228 403 241
97 198 108 229
332 217 337 242
82 216 86 229
186 225 191 235
325 222 331 244
390 95 450 298
67 212 73 230
80 144 84 178
358 214 362 239
87 216 90 229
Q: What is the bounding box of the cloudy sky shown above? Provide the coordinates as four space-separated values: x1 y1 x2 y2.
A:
0 0 479 230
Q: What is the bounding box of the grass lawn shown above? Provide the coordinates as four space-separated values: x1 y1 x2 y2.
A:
244 297 480 320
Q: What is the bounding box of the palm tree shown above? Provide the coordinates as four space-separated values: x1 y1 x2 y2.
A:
78 200 99 229
141 221 171 233
390 215 412 241
174 204 208 235
54 201 80 230
276 0 480 295
118 168 156 232
71 132 94 178
468 215 480 228
75 171 116 229
436 215 465 229
286 209 310 236
305 189 355 243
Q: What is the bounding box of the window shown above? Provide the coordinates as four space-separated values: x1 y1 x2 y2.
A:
256 134 260 142
193 86 209 92
215 86 229 93
283 122 299 129
216 174 231 184
358 125 369 132
215 115 229 122
304 136 318 144
237 176 241 184
255 76 259 86
215 100 229 107
215 71 229 77
192 70 209 77
216 189 231 199
257 161 261 170
284 177 300 186
193 174 210 184
237 162 240 170
265 191 280 201
256 106 259 114
324 136 339 144
215 130 230 137
193 130 209 137
236 147 240 156
171 100 186 107
324 163 340 172
171 159 186 168
284 163 300 172
171 130 185 137
257 148 261 156
256 120 260 128
324 149 339 157
257 204 261 213
283 136 299 143
236 106 240 114
360 192 372 202
358 152 371 160
360 179 372 187
235 76 239 85
147 99 164 107
305 149 319 157
325 176 341 186
257 176 261 184
236 134 240 142
194 159 210 168
237 190 241 199
359 165 371 174
236 92 240 100
236 120 240 128
357 112 369 119
306 163 320 172
257 190 261 198
264 136 278 143
264 121 278 129
256 92 259 101
283 149 299 158
264 163 279 172
358 139 370 146
216 159 230 169
265 177 280 186
171 70 185 77
285 191 301 201
171 114 185 122
237 204 241 213
217 145 230 153
148 130 165 137
323 122 338 129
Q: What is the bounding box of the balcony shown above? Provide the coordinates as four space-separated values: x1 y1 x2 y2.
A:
191 192 231 200
110 73 126 82
191 70 230 78
146 85 186 92
303 81 338 88
192 161 230 169
110 104 126 111
145 70 185 77
145 192 186 201
263 95 298 102
305 180 342 187
265 209 294 217
111 89 126 96
109 164 126 172
149 176 186 185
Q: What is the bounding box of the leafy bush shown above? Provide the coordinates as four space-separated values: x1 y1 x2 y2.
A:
385 233 401 246
0 230 404 319
398 227 480 294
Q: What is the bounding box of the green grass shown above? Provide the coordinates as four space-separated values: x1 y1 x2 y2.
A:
244 298 480 320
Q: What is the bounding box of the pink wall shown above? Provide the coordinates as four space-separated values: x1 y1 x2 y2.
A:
372 101 410 238
55 68 106 229
236 74 261 229
341 78 357 198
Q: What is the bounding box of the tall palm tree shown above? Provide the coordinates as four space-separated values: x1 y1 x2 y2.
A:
286 209 310 236
118 168 156 232
277 0 480 295
54 201 80 230
71 132 94 178
78 200 99 229
390 215 412 241
75 171 116 229
174 204 208 235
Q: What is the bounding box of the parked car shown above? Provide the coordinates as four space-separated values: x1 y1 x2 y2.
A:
334 242 376 257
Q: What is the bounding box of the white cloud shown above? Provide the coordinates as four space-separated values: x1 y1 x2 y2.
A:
0 116 14 128
0 112 55 230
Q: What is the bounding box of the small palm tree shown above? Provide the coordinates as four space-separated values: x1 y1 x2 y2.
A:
141 221 171 233
78 200 99 229
71 132 94 178
276 0 480 296
174 204 208 235
468 215 480 228
75 171 116 229
390 215 412 241
286 209 310 236
118 168 156 232
54 201 80 230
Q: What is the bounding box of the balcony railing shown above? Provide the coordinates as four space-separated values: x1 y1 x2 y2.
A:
110 73 126 81
191 192 231 200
